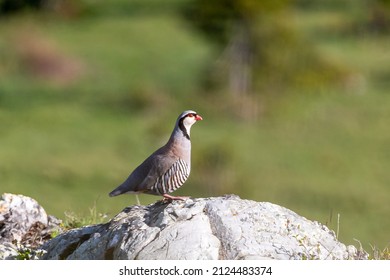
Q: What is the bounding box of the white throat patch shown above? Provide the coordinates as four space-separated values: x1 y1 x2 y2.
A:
182 116 196 136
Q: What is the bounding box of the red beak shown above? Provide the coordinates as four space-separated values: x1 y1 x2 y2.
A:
195 114 203 121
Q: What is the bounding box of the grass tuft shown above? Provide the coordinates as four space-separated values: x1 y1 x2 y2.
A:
62 203 109 230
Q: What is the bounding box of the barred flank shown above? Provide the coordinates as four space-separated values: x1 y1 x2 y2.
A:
151 159 190 195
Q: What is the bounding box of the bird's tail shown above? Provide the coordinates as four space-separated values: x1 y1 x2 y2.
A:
108 189 122 197
109 184 139 197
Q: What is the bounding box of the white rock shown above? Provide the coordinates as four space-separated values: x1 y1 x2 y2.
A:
0 193 62 259
40 195 365 260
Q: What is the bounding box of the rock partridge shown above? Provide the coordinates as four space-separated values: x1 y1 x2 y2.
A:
109 110 203 201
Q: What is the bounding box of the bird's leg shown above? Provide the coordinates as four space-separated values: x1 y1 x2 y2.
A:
162 193 190 202
135 194 141 206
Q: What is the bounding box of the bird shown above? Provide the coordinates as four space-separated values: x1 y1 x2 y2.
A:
109 110 203 201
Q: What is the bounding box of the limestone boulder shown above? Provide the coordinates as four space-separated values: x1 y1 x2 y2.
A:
0 193 62 259
40 195 366 260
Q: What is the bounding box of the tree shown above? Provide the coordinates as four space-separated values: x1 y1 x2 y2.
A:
183 0 291 97
183 0 347 118
0 0 42 14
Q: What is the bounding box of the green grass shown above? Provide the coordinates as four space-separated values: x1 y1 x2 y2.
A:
0 1 389 252
240 91 390 249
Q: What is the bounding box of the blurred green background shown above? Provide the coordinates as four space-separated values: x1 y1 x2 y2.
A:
1 0 389 250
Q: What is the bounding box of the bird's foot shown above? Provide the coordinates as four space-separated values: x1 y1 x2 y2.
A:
162 194 190 202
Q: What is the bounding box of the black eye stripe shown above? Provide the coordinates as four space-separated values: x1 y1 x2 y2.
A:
178 117 190 140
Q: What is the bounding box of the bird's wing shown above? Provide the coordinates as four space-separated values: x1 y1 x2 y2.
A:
136 151 179 193
110 146 179 196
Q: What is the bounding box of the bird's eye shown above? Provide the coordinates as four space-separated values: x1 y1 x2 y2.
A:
187 113 194 118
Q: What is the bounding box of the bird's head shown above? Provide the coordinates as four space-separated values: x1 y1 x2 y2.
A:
176 110 203 140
